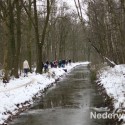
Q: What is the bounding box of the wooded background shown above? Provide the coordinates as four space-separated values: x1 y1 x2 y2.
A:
0 0 124 81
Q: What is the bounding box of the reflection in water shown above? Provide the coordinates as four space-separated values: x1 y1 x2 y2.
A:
10 66 111 125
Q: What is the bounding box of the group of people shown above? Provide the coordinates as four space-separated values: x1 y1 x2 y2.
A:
43 59 72 73
23 59 72 77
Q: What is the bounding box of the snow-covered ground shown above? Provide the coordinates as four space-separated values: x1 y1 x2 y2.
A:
97 64 125 124
0 62 89 124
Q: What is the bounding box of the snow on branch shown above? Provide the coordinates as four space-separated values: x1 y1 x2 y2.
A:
104 57 116 67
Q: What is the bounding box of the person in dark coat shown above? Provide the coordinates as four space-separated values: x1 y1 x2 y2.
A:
62 59 66 68
50 62 54 68
69 59 71 65
44 63 48 73
58 60 62 68
46 61 49 66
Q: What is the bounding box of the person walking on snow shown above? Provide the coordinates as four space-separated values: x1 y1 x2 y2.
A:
44 63 48 73
23 60 30 77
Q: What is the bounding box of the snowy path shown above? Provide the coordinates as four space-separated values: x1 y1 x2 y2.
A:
0 79 36 93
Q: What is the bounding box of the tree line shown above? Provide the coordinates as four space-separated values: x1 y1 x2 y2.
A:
0 0 88 82
77 0 125 65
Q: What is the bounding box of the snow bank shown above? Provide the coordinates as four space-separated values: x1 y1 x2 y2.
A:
97 64 125 124
0 62 89 124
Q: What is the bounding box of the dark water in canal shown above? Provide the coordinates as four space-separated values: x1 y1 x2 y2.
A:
10 65 111 125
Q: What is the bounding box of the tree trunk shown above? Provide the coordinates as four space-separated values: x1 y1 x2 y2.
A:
33 0 42 74
3 21 9 82
13 0 22 78
8 1 16 76
35 0 51 73
27 0 32 72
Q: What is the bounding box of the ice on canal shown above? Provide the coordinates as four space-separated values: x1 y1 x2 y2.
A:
10 66 110 125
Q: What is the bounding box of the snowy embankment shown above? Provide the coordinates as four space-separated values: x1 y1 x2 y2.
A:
0 62 89 124
97 65 125 124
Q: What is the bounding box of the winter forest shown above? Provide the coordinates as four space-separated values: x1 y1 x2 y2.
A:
0 0 125 81
1 0 125 125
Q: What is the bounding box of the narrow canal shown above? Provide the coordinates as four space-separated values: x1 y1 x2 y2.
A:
10 65 111 125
